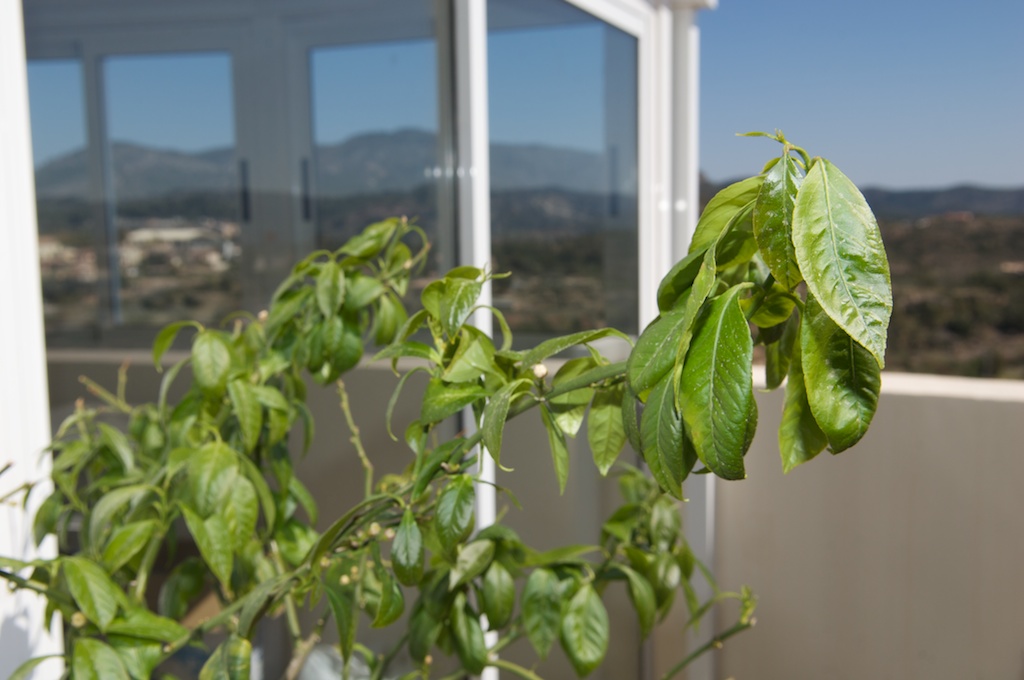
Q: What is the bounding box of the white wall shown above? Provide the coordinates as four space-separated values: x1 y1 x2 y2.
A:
712 373 1024 679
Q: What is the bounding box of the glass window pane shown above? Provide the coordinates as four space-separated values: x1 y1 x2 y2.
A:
104 52 240 330
28 60 99 344
310 35 442 282
488 0 639 341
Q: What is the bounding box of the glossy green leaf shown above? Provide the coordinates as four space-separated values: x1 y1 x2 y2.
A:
640 374 691 499
540 406 570 494
393 508 424 586
199 635 252 680
443 330 497 383
8 655 63 680
713 202 758 271
103 520 158 572
679 285 755 480
97 423 135 473
372 569 405 628
450 592 487 674
63 556 122 631
325 316 364 374
449 539 495 589
743 286 797 328
622 384 641 453
481 561 515 629
223 477 259 551
434 475 475 553
409 604 442 663
87 484 151 547
440 277 482 337
793 158 892 367
315 260 345 318
519 328 629 368
72 639 130 680
587 384 626 475
192 331 232 396
107 607 188 642
373 292 406 345
560 584 609 677
550 358 597 437
152 320 198 370
628 307 689 397
754 153 804 289
420 378 488 425
657 248 704 312
801 294 881 453
522 568 561 659
779 327 829 472
690 175 763 253
187 442 239 518
182 506 233 589
765 312 799 390
324 560 358 661
482 379 530 469
108 636 163 680
227 379 262 453
620 566 656 637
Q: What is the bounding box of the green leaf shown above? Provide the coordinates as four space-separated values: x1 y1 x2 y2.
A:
199 635 252 680
481 560 515 630
443 330 497 383
324 560 358 662
754 153 804 289
640 374 692 499
434 475 475 554
679 285 755 480
152 320 198 370
450 592 488 674
236 452 278 534
315 260 345 318
393 508 424 586
765 312 799 390
540 406 570 494
72 639 130 680
373 291 406 345
449 539 495 589
628 307 689 397
108 636 163 680
182 506 233 589
192 331 233 396
344 272 386 308
275 519 318 567
227 379 262 453
523 544 600 567
224 477 259 551
560 584 609 677
801 294 881 453
158 557 205 619
97 423 135 473
622 384 642 453
324 315 364 374
657 248 704 312
519 328 629 368
440 277 482 337
482 379 530 470
522 568 561 659
690 175 763 253
550 358 596 438
106 607 188 642
588 385 626 476
793 158 892 367
743 285 797 328
63 556 122 631
103 520 158 572
420 378 488 425
88 484 151 547
187 442 239 518
779 326 829 472
8 655 63 680
620 566 656 637
237 573 292 638
409 604 442 663
372 569 405 628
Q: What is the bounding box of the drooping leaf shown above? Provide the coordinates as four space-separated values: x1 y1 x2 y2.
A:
106 607 188 642
754 153 804 289
63 557 124 631
656 248 705 312
628 307 690 397
620 566 656 637
519 328 630 369
779 327 829 472
450 592 487 674
192 331 233 396
449 539 495 589
560 584 609 677
102 520 159 572
587 385 626 475
679 285 755 480
481 560 515 629
199 635 252 680
324 560 358 662
690 175 764 253
801 294 881 453
371 569 405 628
72 639 130 680
409 604 442 663
549 358 597 437
522 568 561 659
639 374 691 499
482 379 530 469
392 508 424 586
765 312 799 390
181 506 233 589
540 406 570 494
793 158 892 367
227 379 262 453
434 475 475 554
315 260 345 318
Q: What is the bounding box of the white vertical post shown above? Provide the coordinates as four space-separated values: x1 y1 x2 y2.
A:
0 1 63 677
453 1 497 677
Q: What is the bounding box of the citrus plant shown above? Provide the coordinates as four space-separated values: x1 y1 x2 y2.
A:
1 134 891 680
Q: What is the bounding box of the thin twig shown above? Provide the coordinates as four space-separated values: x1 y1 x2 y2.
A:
660 619 754 680
338 379 373 497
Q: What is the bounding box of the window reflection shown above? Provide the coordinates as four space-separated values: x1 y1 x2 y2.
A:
488 1 639 340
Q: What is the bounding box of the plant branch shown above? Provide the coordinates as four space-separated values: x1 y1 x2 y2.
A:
338 379 373 497
492 658 545 680
660 618 754 680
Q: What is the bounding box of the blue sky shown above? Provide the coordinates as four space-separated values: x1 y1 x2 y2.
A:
26 0 1024 190
698 0 1024 189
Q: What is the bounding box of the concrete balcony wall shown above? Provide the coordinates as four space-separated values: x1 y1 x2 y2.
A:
713 373 1024 679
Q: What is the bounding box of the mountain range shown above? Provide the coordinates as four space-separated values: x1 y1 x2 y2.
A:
34 128 1024 219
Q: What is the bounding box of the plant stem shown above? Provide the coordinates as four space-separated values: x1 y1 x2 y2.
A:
132 532 164 601
270 541 303 643
659 619 754 680
338 379 373 497
492 658 545 680
282 614 328 680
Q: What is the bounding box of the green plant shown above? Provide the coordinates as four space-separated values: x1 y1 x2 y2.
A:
1 134 891 680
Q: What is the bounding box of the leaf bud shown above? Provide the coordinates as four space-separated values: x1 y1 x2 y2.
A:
340 575 351 586
532 363 548 379
384 527 396 540
71 612 87 628
258 309 269 322
369 522 382 537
